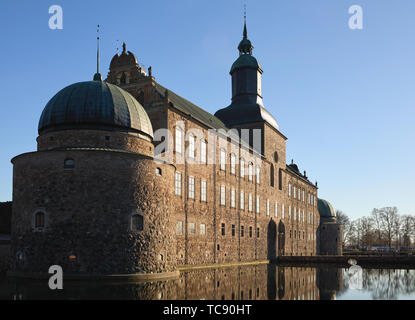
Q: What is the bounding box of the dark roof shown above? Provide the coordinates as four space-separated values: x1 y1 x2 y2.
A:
286 164 316 188
318 199 336 218
38 80 153 138
153 82 230 131
230 54 261 74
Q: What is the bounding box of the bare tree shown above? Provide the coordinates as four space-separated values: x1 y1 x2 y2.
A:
336 210 351 247
401 215 414 247
371 208 384 244
378 207 398 249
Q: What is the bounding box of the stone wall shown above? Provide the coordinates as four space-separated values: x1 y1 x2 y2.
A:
37 129 154 157
11 149 176 275
319 222 343 256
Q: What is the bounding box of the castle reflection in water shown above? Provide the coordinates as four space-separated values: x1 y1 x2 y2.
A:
1 264 344 300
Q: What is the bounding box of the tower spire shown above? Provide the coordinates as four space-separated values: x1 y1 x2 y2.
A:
93 24 103 81
238 4 253 55
243 3 247 39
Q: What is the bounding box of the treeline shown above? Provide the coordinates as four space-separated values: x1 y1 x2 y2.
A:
337 207 415 249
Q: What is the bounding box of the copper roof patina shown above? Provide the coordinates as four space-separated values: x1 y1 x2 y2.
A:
38 80 153 138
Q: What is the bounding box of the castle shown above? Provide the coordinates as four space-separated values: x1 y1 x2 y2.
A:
9 21 342 279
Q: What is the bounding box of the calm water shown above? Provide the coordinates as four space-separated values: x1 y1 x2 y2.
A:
1 264 414 300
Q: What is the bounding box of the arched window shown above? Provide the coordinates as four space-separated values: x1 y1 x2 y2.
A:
35 211 45 229
240 158 245 178
200 140 207 164
270 164 275 187
230 153 236 175
220 148 226 171
131 214 144 231
64 158 75 169
248 163 253 181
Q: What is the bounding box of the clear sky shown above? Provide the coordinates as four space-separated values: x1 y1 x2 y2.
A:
0 0 414 220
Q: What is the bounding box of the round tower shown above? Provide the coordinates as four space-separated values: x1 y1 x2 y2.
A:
10 75 178 280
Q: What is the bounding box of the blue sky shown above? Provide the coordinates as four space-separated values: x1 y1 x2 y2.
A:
0 0 414 220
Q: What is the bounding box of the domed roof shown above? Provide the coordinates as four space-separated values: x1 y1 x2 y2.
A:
38 80 153 138
318 199 336 218
110 42 138 69
230 54 262 74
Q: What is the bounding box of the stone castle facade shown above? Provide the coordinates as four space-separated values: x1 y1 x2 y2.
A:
9 22 341 278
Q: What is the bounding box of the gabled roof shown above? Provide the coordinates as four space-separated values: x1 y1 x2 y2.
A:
153 82 230 131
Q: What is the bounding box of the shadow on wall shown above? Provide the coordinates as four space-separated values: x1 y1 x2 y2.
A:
0 202 12 235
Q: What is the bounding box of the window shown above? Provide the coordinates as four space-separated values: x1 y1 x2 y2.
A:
270 164 274 187
220 186 226 206
298 188 301 200
188 177 195 199
175 127 183 154
248 194 253 212
248 163 253 181
282 204 285 219
231 189 236 208
294 207 296 221
189 222 196 235
189 134 196 159
256 196 260 214
221 223 226 236
156 167 162 176
201 179 207 202
175 172 182 195
274 202 278 218
249 226 253 238
288 183 292 197
200 140 207 164
230 153 236 175
240 159 245 178
289 206 292 220
241 225 245 237
293 186 296 199
34 211 45 229
279 168 283 190
302 190 305 202
256 166 260 184
220 148 226 171
131 214 144 231
232 224 236 236
64 158 75 169
257 227 260 238
176 221 183 234
240 191 245 210
200 224 206 235
266 200 270 216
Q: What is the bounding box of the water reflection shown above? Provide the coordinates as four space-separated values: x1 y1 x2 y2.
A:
1 264 415 300
340 269 415 300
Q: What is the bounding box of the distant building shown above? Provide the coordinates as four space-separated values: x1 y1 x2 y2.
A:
317 199 342 255
9 21 341 278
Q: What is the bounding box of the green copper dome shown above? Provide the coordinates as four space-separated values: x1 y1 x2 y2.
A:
230 54 262 74
318 199 336 218
38 80 153 138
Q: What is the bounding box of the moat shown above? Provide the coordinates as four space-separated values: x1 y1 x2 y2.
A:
1 264 415 300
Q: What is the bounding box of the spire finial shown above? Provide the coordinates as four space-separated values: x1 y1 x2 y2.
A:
122 42 127 54
243 3 247 39
93 24 103 81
